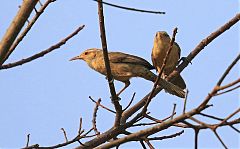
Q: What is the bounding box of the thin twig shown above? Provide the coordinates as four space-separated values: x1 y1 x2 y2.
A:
215 108 240 128
97 0 122 127
2 0 56 63
199 113 223 121
213 130 228 149
171 103 177 119
89 96 116 113
218 78 240 91
26 134 30 147
199 54 240 108
78 117 83 135
92 99 101 136
214 84 240 96
183 89 189 114
142 28 178 114
148 130 184 141
23 127 95 149
139 140 147 149
61 128 68 142
144 139 154 149
123 92 136 111
93 0 165 14
217 53 240 86
0 25 85 69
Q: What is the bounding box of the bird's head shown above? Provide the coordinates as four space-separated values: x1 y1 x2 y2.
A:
154 31 171 43
70 48 101 63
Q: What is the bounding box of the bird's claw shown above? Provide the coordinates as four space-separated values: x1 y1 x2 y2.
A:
178 57 192 65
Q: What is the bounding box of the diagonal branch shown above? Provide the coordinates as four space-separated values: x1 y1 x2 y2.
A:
0 0 39 65
142 27 178 114
214 84 240 96
0 25 85 69
89 96 116 113
2 0 56 63
217 53 240 86
75 13 240 149
121 13 240 124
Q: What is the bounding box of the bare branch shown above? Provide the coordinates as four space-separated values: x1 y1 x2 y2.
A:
214 84 240 96
144 139 155 149
182 89 189 114
215 108 240 129
93 0 165 14
123 92 136 111
199 113 224 121
171 103 177 119
25 134 30 147
0 25 85 69
78 118 83 135
92 99 101 136
213 130 228 149
218 78 240 91
217 53 240 86
61 128 68 142
148 130 184 141
0 0 38 65
2 0 56 63
139 140 147 149
97 0 122 127
89 96 116 113
194 129 199 149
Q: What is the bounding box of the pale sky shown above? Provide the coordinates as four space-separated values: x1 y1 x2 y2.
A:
0 0 239 148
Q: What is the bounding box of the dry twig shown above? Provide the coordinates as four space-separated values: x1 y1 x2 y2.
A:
93 0 165 14
0 25 85 69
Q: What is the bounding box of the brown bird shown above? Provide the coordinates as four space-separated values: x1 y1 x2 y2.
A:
70 48 185 98
151 31 186 89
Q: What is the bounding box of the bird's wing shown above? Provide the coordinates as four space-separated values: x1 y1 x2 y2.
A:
151 49 157 70
174 42 181 59
109 52 155 70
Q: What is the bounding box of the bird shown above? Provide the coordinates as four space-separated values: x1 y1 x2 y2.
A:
70 48 185 98
151 31 186 89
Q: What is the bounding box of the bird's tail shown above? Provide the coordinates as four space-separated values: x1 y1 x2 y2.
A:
142 70 185 98
172 74 186 89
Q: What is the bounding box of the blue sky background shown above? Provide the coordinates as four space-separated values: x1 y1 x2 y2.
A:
0 0 239 148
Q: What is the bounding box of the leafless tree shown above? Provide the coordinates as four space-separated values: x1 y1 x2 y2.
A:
0 0 239 149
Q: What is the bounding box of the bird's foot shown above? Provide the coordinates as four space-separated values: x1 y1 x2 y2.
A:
178 57 192 65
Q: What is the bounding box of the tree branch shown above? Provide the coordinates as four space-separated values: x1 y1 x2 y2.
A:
93 0 165 14
0 0 38 65
121 13 240 124
97 0 122 127
0 25 85 69
2 0 56 63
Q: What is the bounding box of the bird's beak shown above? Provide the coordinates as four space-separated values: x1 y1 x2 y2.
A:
69 55 82 61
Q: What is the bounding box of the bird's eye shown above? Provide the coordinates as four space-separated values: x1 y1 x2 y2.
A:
84 52 88 55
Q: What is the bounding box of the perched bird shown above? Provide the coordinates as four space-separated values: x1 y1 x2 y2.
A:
70 48 185 98
151 31 186 89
